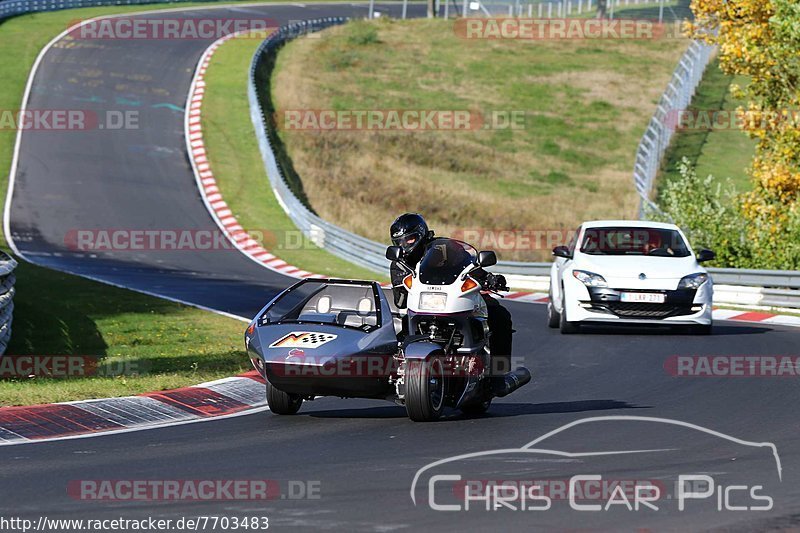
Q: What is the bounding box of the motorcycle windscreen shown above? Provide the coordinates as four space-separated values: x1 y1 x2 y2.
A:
418 238 477 285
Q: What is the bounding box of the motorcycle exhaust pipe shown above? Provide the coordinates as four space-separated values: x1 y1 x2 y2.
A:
493 367 532 398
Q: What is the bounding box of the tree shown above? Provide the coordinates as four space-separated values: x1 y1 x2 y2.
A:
688 0 800 249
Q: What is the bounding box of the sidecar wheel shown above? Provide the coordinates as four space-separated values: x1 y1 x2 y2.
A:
266 381 303 415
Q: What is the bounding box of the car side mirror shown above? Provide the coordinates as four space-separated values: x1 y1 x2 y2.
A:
477 251 497 268
697 249 716 263
553 246 572 259
385 245 403 262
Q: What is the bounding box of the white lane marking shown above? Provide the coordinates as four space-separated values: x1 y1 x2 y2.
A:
4 1 368 270
5 261 248 322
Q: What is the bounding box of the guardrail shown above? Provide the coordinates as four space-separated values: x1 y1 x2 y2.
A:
460 272 800 311
247 20 800 311
0 252 17 355
634 39 715 218
248 17 395 274
501 267 800 292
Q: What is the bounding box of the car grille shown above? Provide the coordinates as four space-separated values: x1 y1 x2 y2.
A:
593 302 696 319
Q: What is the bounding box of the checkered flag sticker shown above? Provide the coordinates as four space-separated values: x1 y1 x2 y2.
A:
270 331 338 349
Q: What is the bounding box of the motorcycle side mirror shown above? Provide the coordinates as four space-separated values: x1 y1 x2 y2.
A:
385 245 403 262
696 248 716 263
477 250 497 268
387 245 415 276
552 246 572 259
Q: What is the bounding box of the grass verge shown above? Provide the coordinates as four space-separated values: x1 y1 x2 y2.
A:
200 35 384 281
271 18 689 262
0 3 308 405
658 57 756 197
0 262 250 406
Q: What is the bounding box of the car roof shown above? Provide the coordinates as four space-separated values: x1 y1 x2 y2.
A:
580 220 680 231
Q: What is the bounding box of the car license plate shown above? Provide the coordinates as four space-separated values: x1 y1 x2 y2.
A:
620 292 665 304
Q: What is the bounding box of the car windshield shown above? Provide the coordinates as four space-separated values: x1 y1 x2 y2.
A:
418 238 477 285
580 227 691 257
260 280 381 331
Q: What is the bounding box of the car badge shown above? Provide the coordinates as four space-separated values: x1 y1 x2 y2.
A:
639 273 647 280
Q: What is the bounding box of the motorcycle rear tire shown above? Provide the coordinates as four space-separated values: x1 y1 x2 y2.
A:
405 358 445 422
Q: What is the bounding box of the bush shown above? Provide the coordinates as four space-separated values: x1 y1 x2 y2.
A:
345 21 380 46
655 158 800 269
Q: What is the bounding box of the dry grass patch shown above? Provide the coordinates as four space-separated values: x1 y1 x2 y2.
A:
272 18 687 261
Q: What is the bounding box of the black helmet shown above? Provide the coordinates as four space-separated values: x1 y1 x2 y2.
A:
390 213 429 256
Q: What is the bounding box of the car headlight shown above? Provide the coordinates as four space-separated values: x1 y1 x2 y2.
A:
678 273 708 289
419 292 447 312
572 270 608 288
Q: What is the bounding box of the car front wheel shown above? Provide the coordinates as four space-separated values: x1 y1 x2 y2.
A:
547 294 560 328
559 295 580 334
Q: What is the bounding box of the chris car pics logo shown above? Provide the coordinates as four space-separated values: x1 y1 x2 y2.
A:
269 332 338 349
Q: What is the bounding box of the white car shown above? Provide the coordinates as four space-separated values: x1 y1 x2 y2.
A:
548 220 715 334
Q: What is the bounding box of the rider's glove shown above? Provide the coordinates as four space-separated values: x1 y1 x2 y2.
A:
485 273 508 292
493 274 509 292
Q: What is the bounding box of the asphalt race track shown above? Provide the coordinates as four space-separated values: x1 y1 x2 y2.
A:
4 4 800 531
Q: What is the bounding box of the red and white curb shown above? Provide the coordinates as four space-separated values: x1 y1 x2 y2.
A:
712 308 800 328
0 371 266 446
494 291 800 328
185 31 323 280
502 291 549 304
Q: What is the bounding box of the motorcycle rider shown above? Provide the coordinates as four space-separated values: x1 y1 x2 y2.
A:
389 213 514 375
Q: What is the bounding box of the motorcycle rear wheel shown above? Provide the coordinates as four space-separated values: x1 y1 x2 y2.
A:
405 358 445 422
